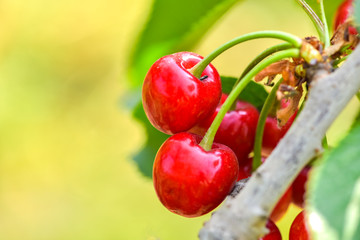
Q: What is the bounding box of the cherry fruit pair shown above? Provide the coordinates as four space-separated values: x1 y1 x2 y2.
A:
144 52 240 217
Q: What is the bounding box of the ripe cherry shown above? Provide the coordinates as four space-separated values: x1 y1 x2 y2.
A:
292 166 311 208
153 132 239 217
289 210 311 240
260 220 282 240
262 112 296 156
237 157 253 181
190 93 259 163
334 0 357 35
142 52 222 135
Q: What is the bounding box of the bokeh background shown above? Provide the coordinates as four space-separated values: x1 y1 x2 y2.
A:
0 0 358 239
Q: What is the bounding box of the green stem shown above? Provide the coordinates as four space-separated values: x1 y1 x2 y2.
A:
295 0 325 40
319 0 330 48
356 91 360 101
199 49 301 151
190 31 302 78
252 78 284 171
233 43 293 88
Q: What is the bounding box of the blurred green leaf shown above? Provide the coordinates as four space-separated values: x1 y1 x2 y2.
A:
221 76 269 110
127 0 243 89
303 0 343 33
129 0 243 177
354 0 360 31
308 124 360 240
132 102 168 178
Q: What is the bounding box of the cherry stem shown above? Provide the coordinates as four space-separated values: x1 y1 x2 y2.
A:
228 43 292 111
233 42 293 89
199 49 300 151
295 0 325 41
189 31 302 79
252 78 284 171
319 0 330 48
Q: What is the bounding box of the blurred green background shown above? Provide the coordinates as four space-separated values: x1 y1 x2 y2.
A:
0 0 358 239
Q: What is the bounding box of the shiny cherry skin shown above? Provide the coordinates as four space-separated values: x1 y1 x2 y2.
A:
142 52 222 135
262 112 296 157
260 220 282 240
190 93 259 163
289 210 311 240
334 0 357 35
153 132 239 217
292 166 311 208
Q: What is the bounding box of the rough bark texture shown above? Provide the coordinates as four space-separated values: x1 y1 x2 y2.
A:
199 46 360 240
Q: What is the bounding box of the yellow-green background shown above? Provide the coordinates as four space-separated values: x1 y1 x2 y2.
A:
0 0 358 239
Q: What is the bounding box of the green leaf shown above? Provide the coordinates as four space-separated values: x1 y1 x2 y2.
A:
308 125 360 240
221 76 269 110
354 0 360 31
304 0 344 33
128 0 243 178
132 102 168 178
127 0 243 90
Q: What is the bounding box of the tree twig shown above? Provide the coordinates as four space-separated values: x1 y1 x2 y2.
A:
199 46 360 240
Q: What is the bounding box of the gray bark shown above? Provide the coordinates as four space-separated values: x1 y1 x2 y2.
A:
199 46 360 240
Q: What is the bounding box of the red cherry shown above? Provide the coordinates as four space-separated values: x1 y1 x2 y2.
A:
289 210 311 240
237 157 253 181
260 220 282 240
292 166 311 208
142 52 222 135
191 93 259 163
262 117 283 156
334 0 358 35
153 132 239 217
262 112 296 156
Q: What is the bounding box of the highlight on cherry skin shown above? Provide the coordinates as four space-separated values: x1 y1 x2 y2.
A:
153 132 239 217
190 93 259 164
142 52 222 135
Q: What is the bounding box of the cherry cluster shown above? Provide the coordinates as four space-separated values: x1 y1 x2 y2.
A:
141 0 357 239
143 51 284 239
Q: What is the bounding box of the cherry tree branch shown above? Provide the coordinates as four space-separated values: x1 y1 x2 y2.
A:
199 46 360 240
